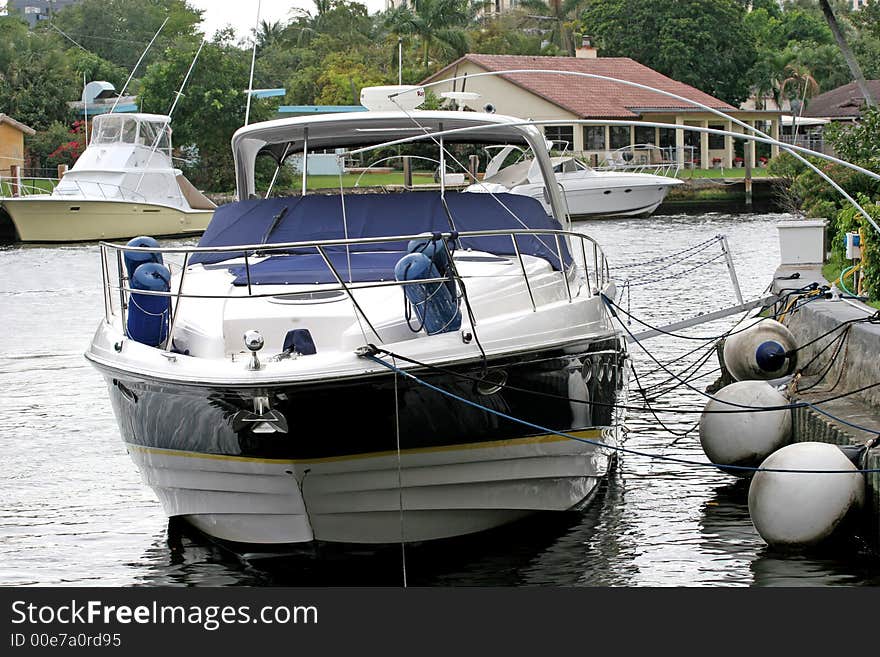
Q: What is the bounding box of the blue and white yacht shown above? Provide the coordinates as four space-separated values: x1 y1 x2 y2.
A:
85 87 628 545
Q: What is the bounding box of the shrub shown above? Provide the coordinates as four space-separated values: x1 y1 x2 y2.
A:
832 198 880 299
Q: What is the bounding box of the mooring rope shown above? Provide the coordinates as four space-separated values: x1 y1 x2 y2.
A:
602 284 824 342
363 353 880 475
624 252 727 288
603 295 880 434
392 356 407 588
365 344 880 418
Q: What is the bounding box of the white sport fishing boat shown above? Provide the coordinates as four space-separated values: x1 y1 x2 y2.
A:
85 87 627 546
1 113 215 242
466 147 682 218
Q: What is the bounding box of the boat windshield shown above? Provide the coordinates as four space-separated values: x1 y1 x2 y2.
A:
90 116 171 152
138 120 171 153
91 115 138 145
551 158 581 174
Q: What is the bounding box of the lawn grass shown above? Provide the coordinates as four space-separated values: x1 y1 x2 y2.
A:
294 167 776 190
673 167 775 180
0 178 56 196
306 172 437 189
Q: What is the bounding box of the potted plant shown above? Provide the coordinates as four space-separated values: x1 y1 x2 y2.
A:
734 156 744 168
758 156 768 167
712 157 722 168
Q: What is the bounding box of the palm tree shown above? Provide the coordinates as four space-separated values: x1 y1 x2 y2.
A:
781 63 819 138
255 19 284 53
750 50 793 111
518 0 585 55
781 64 819 105
385 0 470 73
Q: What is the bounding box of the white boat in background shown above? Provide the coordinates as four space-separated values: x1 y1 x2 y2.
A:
0 113 215 242
466 147 683 219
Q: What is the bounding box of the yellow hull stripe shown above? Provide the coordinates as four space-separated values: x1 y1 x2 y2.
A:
126 429 605 465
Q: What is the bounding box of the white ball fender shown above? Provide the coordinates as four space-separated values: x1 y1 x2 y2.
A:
748 442 865 547
699 381 791 474
723 318 797 381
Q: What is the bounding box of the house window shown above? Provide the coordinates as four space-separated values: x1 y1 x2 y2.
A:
609 126 630 149
634 125 655 146
658 128 676 148
544 125 574 150
708 124 725 150
583 126 605 150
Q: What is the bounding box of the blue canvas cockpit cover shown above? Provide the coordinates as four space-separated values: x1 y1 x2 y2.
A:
190 192 572 282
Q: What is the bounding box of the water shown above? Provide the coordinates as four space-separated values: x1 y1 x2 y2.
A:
1 212 878 587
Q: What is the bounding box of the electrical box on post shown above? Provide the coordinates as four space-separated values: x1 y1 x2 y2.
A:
845 232 861 259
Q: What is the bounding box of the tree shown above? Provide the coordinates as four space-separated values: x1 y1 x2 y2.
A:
139 37 275 192
51 0 202 72
747 0 781 16
748 50 793 109
780 63 819 104
854 2 880 41
777 8 834 46
783 42 850 92
27 121 84 170
581 0 757 104
780 62 819 135
384 0 471 73
255 19 285 53
0 17 80 130
469 12 543 56
518 0 585 55
314 52 389 105
826 107 880 167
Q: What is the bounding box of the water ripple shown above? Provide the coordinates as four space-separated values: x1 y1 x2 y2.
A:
1 215 878 586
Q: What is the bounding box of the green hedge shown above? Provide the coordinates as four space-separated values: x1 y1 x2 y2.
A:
832 198 880 299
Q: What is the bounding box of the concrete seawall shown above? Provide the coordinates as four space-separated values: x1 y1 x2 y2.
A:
773 265 880 543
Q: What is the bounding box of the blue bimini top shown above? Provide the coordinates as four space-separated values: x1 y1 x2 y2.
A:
191 191 572 286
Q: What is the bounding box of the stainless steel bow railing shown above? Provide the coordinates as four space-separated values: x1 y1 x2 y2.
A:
99 228 611 349
2 176 155 204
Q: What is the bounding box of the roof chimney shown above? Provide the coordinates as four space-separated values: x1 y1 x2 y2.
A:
575 35 598 59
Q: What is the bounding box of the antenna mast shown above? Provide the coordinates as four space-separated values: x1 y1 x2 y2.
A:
82 72 89 149
168 39 206 117
133 40 207 195
244 0 262 126
111 17 169 114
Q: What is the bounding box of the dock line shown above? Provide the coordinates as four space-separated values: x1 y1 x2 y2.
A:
363 354 880 475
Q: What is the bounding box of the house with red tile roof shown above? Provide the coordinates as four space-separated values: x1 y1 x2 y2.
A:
422 49 781 170
804 80 880 122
